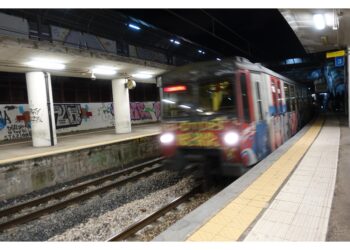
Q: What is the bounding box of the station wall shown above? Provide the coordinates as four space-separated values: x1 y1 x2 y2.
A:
0 101 160 142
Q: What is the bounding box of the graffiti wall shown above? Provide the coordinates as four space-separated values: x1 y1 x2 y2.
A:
0 102 160 142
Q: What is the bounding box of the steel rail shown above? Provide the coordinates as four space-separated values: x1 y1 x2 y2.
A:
0 157 164 219
0 159 164 232
107 185 202 241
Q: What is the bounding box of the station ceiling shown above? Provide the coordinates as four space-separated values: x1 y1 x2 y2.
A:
1 9 307 63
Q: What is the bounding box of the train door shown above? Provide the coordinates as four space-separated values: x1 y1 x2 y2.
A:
250 72 270 160
269 76 283 150
235 70 257 166
236 70 254 124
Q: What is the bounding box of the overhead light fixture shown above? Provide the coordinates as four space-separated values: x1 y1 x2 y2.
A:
132 71 153 79
162 99 176 104
128 23 141 30
313 14 326 30
198 49 205 55
179 104 191 109
170 39 181 45
216 58 221 61
92 66 117 75
26 59 66 70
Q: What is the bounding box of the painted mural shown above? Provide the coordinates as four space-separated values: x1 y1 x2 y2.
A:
0 102 160 142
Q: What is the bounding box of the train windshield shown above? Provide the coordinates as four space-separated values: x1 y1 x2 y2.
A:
162 79 236 119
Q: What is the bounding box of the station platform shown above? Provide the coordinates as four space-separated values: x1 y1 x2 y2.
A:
0 123 161 165
155 114 349 241
0 123 161 201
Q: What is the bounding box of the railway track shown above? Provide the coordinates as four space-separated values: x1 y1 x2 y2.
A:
107 184 202 241
0 157 164 232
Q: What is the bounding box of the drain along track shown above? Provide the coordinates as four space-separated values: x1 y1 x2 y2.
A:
107 185 202 241
0 157 164 232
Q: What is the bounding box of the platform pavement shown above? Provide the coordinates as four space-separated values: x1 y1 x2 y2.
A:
0 123 161 165
155 115 345 241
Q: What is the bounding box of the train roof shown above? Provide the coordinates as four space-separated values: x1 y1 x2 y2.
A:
159 57 299 86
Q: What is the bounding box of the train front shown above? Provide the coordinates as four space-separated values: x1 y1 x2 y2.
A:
158 60 246 176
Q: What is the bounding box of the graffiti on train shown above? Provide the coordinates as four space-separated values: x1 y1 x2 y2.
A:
0 102 160 141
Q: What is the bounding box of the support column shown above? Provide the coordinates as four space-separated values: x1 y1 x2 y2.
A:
112 78 131 133
26 72 57 147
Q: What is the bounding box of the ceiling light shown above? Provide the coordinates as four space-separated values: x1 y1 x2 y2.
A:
179 105 191 109
162 99 176 104
128 23 141 30
132 72 153 79
313 14 325 30
92 66 117 75
170 39 181 45
26 59 66 70
216 58 221 61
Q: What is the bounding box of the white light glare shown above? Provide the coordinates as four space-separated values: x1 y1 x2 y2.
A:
196 108 204 113
324 13 334 27
170 39 181 45
162 99 176 104
128 24 141 30
92 66 117 75
26 59 65 70
313 14 325 30
132 71 153 79
160 133 175 144
179 105 191 109
223 131 239 146
216 58 221 61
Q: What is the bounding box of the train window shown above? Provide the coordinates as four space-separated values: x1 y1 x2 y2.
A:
290 85 296 111
162 79 236 119
240 74 250 122
255 81 263 120
284 84 291 112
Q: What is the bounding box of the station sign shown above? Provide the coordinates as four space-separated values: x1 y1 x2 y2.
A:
326 50 345 58
335 56 345 67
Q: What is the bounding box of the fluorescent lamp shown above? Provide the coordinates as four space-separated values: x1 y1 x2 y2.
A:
26 59 65 70
162 99 176 104
170 39 181 45
216 58 221 61
128 23 141 30
92 66 117 75
132 72 153 79
179 105 191 109
313 14 325 30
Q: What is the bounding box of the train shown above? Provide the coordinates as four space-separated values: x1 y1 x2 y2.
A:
157 57 314 177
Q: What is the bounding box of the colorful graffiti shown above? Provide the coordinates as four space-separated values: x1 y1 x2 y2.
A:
54 104 83 129
0 101 160 142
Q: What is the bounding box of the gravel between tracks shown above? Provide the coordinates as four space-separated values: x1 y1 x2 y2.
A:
48 176 197 241
0 170 193 241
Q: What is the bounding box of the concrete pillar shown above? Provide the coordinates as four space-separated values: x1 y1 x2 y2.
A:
112 78 132 133
26 72 57 147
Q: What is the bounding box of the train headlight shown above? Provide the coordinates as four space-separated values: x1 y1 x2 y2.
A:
160 132 175 145
223 131 239 146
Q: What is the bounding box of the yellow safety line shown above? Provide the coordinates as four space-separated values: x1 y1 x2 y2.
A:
0 131 160 165
187 117 324 241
